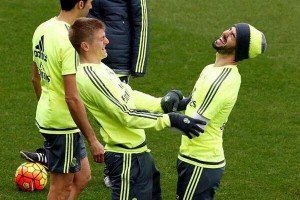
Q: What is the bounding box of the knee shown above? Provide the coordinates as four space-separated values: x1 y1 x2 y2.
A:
72 157 92 191
81 172 91 187
74 170 91 190
48 182 73 199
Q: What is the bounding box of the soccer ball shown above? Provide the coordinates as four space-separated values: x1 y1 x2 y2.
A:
15 162 48 191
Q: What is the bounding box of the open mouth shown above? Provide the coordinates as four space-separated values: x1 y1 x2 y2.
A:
220 35 227 44
216 35 227 46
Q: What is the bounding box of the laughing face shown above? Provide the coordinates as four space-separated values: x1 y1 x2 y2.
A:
90 29 109 60
212 27 237 55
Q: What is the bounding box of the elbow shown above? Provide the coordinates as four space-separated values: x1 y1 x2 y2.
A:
65 95 79 107
65 95 78 105
65 94 84 110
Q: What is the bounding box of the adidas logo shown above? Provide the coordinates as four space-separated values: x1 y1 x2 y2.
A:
34 35 48 62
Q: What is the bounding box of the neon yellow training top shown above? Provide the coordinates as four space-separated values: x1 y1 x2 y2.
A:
76 63 171 153
32 17 79 134
179 64 241 168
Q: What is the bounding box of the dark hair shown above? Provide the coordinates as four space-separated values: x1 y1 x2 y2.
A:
60 0 87 11
69 17 106 53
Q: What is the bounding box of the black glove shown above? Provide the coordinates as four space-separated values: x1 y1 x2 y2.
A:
161 90 183 113
168 113 206 139
177 95 192 111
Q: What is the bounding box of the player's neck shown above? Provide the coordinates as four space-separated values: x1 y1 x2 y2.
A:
80 54 101 65
214 53 237 67
56 10 78 25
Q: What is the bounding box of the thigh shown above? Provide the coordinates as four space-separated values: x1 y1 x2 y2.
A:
48 172 74 194
49 172 74 185
105 152 130 200
151 155 162 200
42 132 82 173
176 160 224 200
132 152 160 200
194 167 224 200
73 156 91 185
105 152 155 200
79 132 87 159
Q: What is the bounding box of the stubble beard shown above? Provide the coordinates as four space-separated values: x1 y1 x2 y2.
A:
212 40 235 55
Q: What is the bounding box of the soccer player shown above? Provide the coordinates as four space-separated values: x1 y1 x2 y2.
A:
68 17 206 200
29 0 105 199
175 23 267 199
88 0 150 187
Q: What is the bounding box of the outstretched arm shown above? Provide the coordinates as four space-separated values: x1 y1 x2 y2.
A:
130 88 184 113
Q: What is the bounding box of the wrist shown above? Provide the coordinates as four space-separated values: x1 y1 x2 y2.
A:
167 113 175 127
85 134 98 145
164 114 172 127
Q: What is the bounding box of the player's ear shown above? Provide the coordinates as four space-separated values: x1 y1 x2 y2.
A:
80 42 89 52
78 0 84 9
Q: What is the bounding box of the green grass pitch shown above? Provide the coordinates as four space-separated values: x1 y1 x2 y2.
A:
0 0 299 199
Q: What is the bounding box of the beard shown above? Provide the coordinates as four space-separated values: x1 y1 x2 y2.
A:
212 40 235 55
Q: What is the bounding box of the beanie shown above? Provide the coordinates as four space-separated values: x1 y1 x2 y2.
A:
234 23 267 61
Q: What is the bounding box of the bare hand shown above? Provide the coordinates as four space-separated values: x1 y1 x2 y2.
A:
89 140 105 163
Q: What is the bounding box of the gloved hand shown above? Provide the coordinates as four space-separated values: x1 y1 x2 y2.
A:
168 113 206 139
177 95 192 111
161 90 183 113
